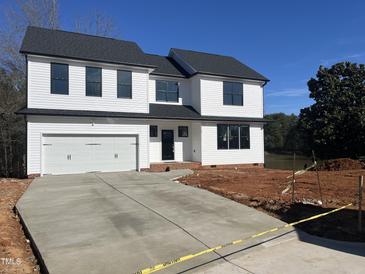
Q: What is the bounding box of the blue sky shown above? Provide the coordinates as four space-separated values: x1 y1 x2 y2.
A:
4 0 365 114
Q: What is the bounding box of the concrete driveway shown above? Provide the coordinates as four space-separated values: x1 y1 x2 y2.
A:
16 171 365 274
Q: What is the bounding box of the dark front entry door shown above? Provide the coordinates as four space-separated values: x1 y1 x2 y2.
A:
162 130 174 160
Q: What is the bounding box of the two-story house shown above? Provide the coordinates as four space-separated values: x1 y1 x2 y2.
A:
17 26 269 176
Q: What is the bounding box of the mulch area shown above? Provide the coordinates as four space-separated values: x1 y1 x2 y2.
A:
0 178 40 274
180 167 365 241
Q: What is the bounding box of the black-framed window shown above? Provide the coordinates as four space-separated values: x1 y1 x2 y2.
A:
223 81 243 106
86 67 102 97
51 63 68 94
156 80 179 102
178 126 188 137
150 125 158 137
217 124 228 149
117 70 132 98
240 125 250 149
217 124 250 150
229 125 239 149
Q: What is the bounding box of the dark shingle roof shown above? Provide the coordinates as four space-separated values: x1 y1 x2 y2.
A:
20 27 268 81
20 26 156 68
16 104 269 123
170 48 268 81
144 54 189 78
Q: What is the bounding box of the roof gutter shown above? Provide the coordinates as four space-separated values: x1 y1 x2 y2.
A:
193 71 269 84
16 108 271 123
20 51 158 70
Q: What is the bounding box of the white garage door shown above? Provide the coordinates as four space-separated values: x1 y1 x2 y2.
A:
42 134 137 175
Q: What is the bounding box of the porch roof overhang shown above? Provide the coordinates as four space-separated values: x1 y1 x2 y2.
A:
16 103 270 123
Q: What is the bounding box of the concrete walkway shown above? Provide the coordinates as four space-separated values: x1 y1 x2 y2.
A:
16 171 365 274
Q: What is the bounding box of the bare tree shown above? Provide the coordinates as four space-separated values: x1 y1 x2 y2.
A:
0 69 26 177
0 1 118 177
0 0 59 76
75 11 116 37
0 0 58 177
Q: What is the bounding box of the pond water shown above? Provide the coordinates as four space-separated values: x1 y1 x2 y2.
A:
264 153 318 170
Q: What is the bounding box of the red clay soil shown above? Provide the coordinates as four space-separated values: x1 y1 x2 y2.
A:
0 178 40 274
318 158 365 171
180 167 365 241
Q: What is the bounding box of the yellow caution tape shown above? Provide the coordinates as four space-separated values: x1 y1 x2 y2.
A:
133 203 352 274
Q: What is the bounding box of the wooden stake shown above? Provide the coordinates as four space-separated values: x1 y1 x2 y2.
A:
359 176 364 233
312 150 324 206
292 152 296 204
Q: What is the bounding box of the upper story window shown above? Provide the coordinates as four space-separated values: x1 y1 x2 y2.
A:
117 70 132 98
156 80 179 102
217 124 250 150
223 81 243 106
51 63 68 94
86 67 102 97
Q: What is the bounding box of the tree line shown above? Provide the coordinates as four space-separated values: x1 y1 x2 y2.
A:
265 62 365 159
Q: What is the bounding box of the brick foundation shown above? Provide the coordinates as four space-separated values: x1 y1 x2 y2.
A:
28 173 40 179
199 163 264 170
145 162 264 172
146 162 202 172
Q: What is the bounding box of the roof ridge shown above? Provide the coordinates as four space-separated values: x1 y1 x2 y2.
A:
27 26 137 45
171 47 235 58
145 53 167 58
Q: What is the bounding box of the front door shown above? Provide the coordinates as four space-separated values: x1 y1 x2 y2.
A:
162 130 174 160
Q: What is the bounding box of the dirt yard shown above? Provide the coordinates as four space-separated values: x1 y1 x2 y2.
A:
0 178 39 274
180 167 365 242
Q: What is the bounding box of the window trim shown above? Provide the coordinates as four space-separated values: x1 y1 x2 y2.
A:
86 66 102 97
178 126 189 137
150 125 158 137
117 70 132 99
228 125 239 149
217 124 228 150
155 80 179 103
239 125 250 149
51 62 69 95
217 124 250 150
223 81 243 106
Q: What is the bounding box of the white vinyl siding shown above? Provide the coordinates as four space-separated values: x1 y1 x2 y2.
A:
148 76 191 105
149 121 192 163
191 122 202 162
199 77 263 118
190 76 201 113
200 122 264 165
27 56 149 113
27 116 149 175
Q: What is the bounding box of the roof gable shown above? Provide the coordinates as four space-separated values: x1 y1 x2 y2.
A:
20 26 155 68
170 48 268 81
144 54 189 78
